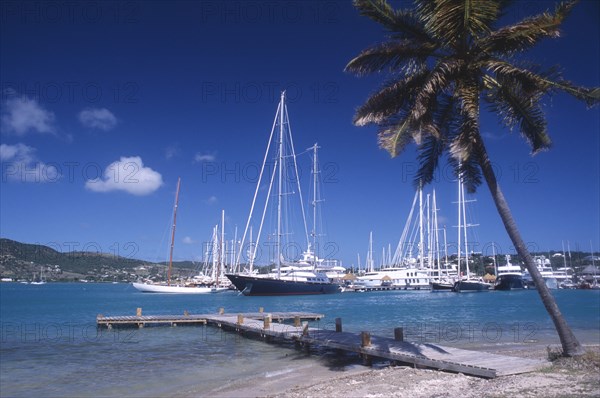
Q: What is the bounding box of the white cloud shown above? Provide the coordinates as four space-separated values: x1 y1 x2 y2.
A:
194 152 216 162
1 96 56 135
204 195 218 205
85 156 163 195
182 236 195 244
79 108 117 131
0 143 60 183
165 143 179 160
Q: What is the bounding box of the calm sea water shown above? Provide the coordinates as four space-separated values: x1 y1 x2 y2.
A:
1 283 599 397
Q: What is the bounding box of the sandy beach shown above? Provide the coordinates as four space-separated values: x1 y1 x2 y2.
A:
200 344 600 398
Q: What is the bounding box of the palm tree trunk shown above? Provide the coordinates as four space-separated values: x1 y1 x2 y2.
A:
473 136 585 357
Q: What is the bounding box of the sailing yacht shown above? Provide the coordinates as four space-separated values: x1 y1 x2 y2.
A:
132 179 229 294
452 174 491 292
226 92 341 296
30 266 46 285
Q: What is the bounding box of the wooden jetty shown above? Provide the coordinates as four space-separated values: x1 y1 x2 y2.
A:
96 309 549 378
96 307 323 329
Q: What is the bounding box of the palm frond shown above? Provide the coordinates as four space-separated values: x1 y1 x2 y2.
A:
345 40 436 77
486 72 551 154
411 58 463 124
421 0 502 49
353 71 429 126
449 81 483 191
448 133 482 194
415 134 445 188
354 0 433 42
377 114 414 157
542 79 600 108
476 0 577 55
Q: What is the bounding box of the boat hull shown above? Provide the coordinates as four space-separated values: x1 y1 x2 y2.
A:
132 282 228 294
453 280 491 292
226 274 341 296
431 281 454 291
494 274 525 290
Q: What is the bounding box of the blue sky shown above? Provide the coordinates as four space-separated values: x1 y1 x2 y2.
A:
1 0 598 268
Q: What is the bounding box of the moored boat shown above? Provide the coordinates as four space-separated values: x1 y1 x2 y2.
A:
226 92 341 296
494 255 525 290
451 171 490 293
453 279 490 292
132 179 229 294
132 282 228 294
225 273 340 296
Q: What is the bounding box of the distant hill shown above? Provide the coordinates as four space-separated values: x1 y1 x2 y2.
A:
0 238 219 282
0 238 155 281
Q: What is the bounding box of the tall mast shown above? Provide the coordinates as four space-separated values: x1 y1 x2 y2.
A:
276 91 285 279
433 190 441 275
249 225 254 272
426 192 431 268
212 225 218 281
419 186 424 269
443 227 448 266
461 179 470 279
457 173 462 278
220 209 225 284
167 177 181 286
492 243 497 276
311 143 319 264
232 226 237 273
368 231 373 272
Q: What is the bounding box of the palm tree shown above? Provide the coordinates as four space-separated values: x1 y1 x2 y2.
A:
345 0 599 357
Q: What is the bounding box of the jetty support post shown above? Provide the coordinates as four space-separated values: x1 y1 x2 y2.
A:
335 318 342 333
360 331 372 366
302 321 309 336
394 327 404 342
361 331 371 347
263 314 272 329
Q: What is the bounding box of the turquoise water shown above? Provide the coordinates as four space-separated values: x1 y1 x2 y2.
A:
1 283 599 397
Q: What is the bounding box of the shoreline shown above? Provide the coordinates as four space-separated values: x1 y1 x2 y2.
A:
192 343 600 398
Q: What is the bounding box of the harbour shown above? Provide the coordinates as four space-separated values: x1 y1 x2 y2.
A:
2 282 599 397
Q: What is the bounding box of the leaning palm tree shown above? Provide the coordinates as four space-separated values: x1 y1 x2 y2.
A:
346 0 599 357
